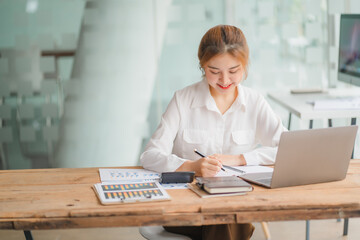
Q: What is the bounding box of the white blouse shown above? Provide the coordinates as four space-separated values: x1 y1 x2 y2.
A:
140 79 287 173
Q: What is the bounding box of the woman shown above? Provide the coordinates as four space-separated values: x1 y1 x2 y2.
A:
140 25 286 240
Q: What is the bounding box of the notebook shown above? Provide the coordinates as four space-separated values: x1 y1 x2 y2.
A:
196 176 253 194
240 125 358 188
187 182 247 198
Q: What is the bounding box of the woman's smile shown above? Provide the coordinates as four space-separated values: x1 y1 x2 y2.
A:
217 83 233 89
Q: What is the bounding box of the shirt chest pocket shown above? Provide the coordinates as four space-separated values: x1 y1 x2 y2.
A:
183 129 209 144
232 130 255 146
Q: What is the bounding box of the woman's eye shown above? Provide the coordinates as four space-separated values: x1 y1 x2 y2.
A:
229 70 238 74
210 71 220 74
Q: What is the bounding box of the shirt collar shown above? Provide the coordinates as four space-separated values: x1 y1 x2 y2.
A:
191 79 247 112
233 84 247 112
190 79 212 109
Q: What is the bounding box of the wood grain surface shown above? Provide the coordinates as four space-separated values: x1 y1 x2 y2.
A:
1 161 359 230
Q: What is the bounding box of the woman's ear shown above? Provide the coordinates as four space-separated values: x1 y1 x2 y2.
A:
199 63 205 77
200 67 205 77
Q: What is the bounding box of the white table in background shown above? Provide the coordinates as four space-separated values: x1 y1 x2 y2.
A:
267 91 360 129
268 90 360 240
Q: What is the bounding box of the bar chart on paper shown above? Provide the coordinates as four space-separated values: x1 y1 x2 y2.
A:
93 182 170 204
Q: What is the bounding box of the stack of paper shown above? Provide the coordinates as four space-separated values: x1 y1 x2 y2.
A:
99 169 161 182
314 97 360 110
217 165 273 177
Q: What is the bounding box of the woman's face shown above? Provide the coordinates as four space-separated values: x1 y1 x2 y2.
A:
204 53 243 96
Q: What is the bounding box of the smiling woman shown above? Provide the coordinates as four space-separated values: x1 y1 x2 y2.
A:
140 24 287 240
141 25 286 176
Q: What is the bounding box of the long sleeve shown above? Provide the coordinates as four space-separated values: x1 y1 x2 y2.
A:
243 95 287 165
140 94 186 172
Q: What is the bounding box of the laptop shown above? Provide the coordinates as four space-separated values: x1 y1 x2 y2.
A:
240 125 358 188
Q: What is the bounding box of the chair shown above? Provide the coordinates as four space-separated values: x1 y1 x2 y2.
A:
261 222 271 240
39 56 56 78
16 95 44 168
0 58 9 75
15 80 60 168
139 226 191 240
0 126 13 170
0 81 12 169
140 223 271 240
40 80 60 168
16 82 36 144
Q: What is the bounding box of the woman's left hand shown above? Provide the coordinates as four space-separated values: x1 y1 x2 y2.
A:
210 154 246 166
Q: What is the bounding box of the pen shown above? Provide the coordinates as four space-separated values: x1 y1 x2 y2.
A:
193 149 226 172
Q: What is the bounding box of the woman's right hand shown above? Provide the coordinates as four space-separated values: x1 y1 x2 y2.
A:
176 156 222 177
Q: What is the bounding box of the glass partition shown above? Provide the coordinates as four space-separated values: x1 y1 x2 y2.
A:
0 0 358 169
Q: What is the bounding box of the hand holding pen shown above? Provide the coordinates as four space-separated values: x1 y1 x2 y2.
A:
194 149 226 172
194 150 247 175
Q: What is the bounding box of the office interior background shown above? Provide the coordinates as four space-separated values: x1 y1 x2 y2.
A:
0 0 359 170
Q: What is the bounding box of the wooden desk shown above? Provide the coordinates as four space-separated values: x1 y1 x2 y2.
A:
1 162 360 232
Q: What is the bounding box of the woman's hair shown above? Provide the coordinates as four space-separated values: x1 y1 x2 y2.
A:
198 25 249 79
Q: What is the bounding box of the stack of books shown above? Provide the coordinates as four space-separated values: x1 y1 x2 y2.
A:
188 176 253 198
